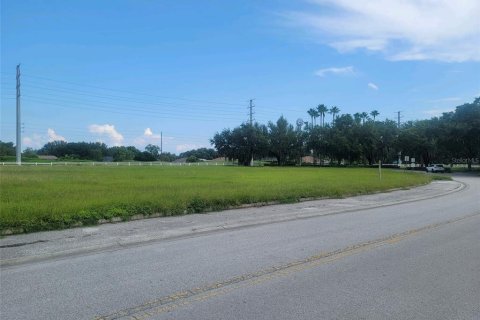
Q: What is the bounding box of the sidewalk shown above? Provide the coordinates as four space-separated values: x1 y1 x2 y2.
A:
0 180 464 267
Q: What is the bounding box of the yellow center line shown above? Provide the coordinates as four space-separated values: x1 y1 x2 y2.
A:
94 212 479 320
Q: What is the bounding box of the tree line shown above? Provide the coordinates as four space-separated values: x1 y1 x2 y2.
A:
1 98 478 168
0 140 218 163
211 98 480 169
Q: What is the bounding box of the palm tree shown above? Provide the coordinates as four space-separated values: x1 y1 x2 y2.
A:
317 104 328 127
307 108 316 129
360 112 369 125
313 109 319 127
370 110 380 121
329 106 340 124
354 112 362 124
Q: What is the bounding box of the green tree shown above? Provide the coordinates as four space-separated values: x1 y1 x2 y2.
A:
134 151 156 161
186 155 199 163
179 148 218 160
38 140 68 157
360 112 369 125
267 116 300 165
396 120 438 166
317 104 329 127
108 146 139 161
329 106 340 124
22 148 38 158
354 122 377 165
211 129 234 161
307 108 316 129
145 144 160 159
353 112 362 125
211 123 268 166
440 97 480 170
0 141 15 156
307 126 329 164
330 114 360 164
375 119 398 163
158 152 177 162
370 110 380 121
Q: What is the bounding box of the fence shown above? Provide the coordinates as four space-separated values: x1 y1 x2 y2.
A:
1 161 236 167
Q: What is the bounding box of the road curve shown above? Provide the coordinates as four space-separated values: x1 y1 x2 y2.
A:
1 175 479 320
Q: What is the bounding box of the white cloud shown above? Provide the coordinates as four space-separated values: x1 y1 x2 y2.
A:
315 66 355 77
23 133 44 149
89 124 124 146
134 127 165 147
47 128 66 142
144 128 154 137
284 0 480 62
143 128 162 140
368 82 379 90
133 128 180 152
23 128 66 149
331 39 387 53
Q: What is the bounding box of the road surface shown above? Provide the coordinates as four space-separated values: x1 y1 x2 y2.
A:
1 175 479 319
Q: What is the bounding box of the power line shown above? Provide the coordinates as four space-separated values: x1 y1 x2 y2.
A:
20 96 244 122
20 93 243 117
18 81 244 113
0 84 273 117
20 73 246 107
2 79 308 115
2 80 278 117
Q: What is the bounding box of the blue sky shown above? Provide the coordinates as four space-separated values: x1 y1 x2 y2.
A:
1 0 479 153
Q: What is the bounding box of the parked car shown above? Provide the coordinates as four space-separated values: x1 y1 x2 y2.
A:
426 164 445 173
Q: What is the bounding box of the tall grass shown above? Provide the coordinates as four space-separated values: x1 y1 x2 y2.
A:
0 166 432 233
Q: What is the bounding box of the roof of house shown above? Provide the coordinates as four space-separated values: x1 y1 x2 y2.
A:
38 155 58 160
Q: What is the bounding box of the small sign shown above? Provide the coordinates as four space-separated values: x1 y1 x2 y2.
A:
411 157 415 163
404 156 410 162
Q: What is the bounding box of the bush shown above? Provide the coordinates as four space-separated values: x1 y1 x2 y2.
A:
134 151 157 161
186 155 199 163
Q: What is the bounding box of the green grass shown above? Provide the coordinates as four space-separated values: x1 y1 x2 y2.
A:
428 173 454 180
0 166 433 233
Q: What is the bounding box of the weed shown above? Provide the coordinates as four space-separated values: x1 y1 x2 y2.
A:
0 166 432 233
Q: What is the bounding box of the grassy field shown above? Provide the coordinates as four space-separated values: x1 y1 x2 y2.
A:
0 166 434 234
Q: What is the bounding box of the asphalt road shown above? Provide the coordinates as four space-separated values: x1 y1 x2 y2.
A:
1 175 479 320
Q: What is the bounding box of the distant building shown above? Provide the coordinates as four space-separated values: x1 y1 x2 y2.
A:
38 155 58 160
301 156 315 164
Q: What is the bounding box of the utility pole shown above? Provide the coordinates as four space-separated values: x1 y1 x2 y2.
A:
396 111 402 167
16 64 21 165
249 99 254 166
160 131 163 155
249 99 254 126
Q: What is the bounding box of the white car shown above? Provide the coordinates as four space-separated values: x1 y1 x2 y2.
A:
426 164 445 173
